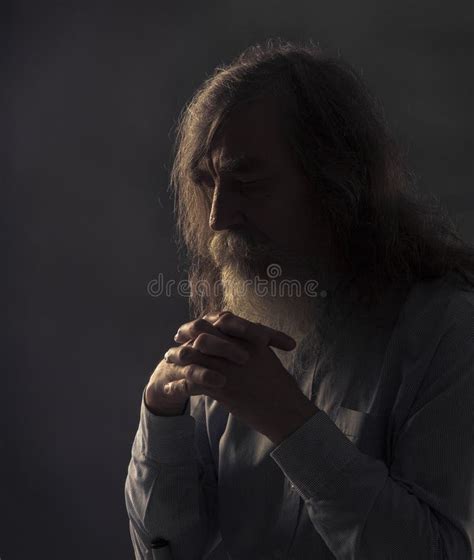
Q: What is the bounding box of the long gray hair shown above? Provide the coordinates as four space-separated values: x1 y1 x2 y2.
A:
168 38 474 318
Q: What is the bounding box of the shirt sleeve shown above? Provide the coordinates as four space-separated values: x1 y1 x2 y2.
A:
124 389 219 560
269 294 474 559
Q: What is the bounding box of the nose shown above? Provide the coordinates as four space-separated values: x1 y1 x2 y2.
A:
209 184 245 231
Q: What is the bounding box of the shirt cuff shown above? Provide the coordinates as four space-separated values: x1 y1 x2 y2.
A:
137 388 196 463
269 408 364 501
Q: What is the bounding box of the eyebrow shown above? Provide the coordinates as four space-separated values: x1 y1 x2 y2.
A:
198 154 268 176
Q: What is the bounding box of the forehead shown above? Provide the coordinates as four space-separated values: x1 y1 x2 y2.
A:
205 97 290 173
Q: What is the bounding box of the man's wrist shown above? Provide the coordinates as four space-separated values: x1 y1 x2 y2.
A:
267 400 320 446
144 388 189 417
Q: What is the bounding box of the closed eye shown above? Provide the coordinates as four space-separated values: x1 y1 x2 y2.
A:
236 178 273 199
236 176 271 186
191 169 272 192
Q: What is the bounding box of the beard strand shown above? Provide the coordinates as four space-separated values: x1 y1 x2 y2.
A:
209 230 333 378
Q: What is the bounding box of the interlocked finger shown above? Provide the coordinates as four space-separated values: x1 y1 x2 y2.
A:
164 363 226 392
212 311 296 350
165 334 248 367
174 317 233 345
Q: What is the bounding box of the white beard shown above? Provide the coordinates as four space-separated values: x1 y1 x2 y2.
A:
209 231 334 378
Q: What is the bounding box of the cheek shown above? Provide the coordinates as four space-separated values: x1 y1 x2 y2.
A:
243 182 315 244
243 200 286 240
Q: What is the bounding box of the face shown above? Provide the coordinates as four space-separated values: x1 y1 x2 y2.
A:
201 96 325 258
193 96 339 373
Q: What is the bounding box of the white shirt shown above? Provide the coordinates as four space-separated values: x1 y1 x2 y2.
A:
125 272 474 559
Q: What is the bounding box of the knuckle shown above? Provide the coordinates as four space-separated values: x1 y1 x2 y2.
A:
194 332 210 348
217 313 246 336
219 311 233 319
184 364 196 380
178 346 192 361
192 318 208 334
160 355 171 369
215 313 232 328
171 379 185 394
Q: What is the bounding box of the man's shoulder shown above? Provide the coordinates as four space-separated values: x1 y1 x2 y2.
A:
394 271 474 357
402 271 474 322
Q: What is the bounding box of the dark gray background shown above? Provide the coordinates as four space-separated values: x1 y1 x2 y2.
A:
3 1 473 559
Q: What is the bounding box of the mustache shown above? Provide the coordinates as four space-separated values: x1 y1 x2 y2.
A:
212 228 270 250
